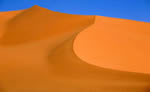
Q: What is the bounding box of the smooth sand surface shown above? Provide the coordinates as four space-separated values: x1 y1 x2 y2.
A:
0 5 150 92
74 16 150 74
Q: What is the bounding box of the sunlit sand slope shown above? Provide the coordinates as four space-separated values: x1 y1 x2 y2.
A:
74 16 150 74
0 5 150 92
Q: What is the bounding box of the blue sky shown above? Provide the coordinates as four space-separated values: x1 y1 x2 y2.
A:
0 0 150 22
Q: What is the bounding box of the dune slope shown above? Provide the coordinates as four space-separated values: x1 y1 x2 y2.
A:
0 5 150 92
74 16 150 74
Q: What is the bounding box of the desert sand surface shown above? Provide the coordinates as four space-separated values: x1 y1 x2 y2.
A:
0 5 150 92
74 16 150 74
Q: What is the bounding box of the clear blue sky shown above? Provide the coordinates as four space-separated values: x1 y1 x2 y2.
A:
0 0 150 22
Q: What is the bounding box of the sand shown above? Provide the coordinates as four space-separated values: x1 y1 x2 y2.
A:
74 16 150 74
0 5 150 92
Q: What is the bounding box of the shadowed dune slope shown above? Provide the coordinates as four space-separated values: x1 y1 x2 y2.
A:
0 5 150 92
0 5 95 45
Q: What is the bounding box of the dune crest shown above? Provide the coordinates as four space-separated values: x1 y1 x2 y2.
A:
0 5 150 92
0 5 95 45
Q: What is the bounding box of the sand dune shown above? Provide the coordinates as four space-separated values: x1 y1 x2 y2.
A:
74 16 150 74
0 5 150 92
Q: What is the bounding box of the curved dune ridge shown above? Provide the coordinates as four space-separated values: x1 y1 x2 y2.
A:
0 5 150 92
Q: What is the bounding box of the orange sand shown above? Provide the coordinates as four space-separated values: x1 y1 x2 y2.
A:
0 5 150 92
74 16 150 74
